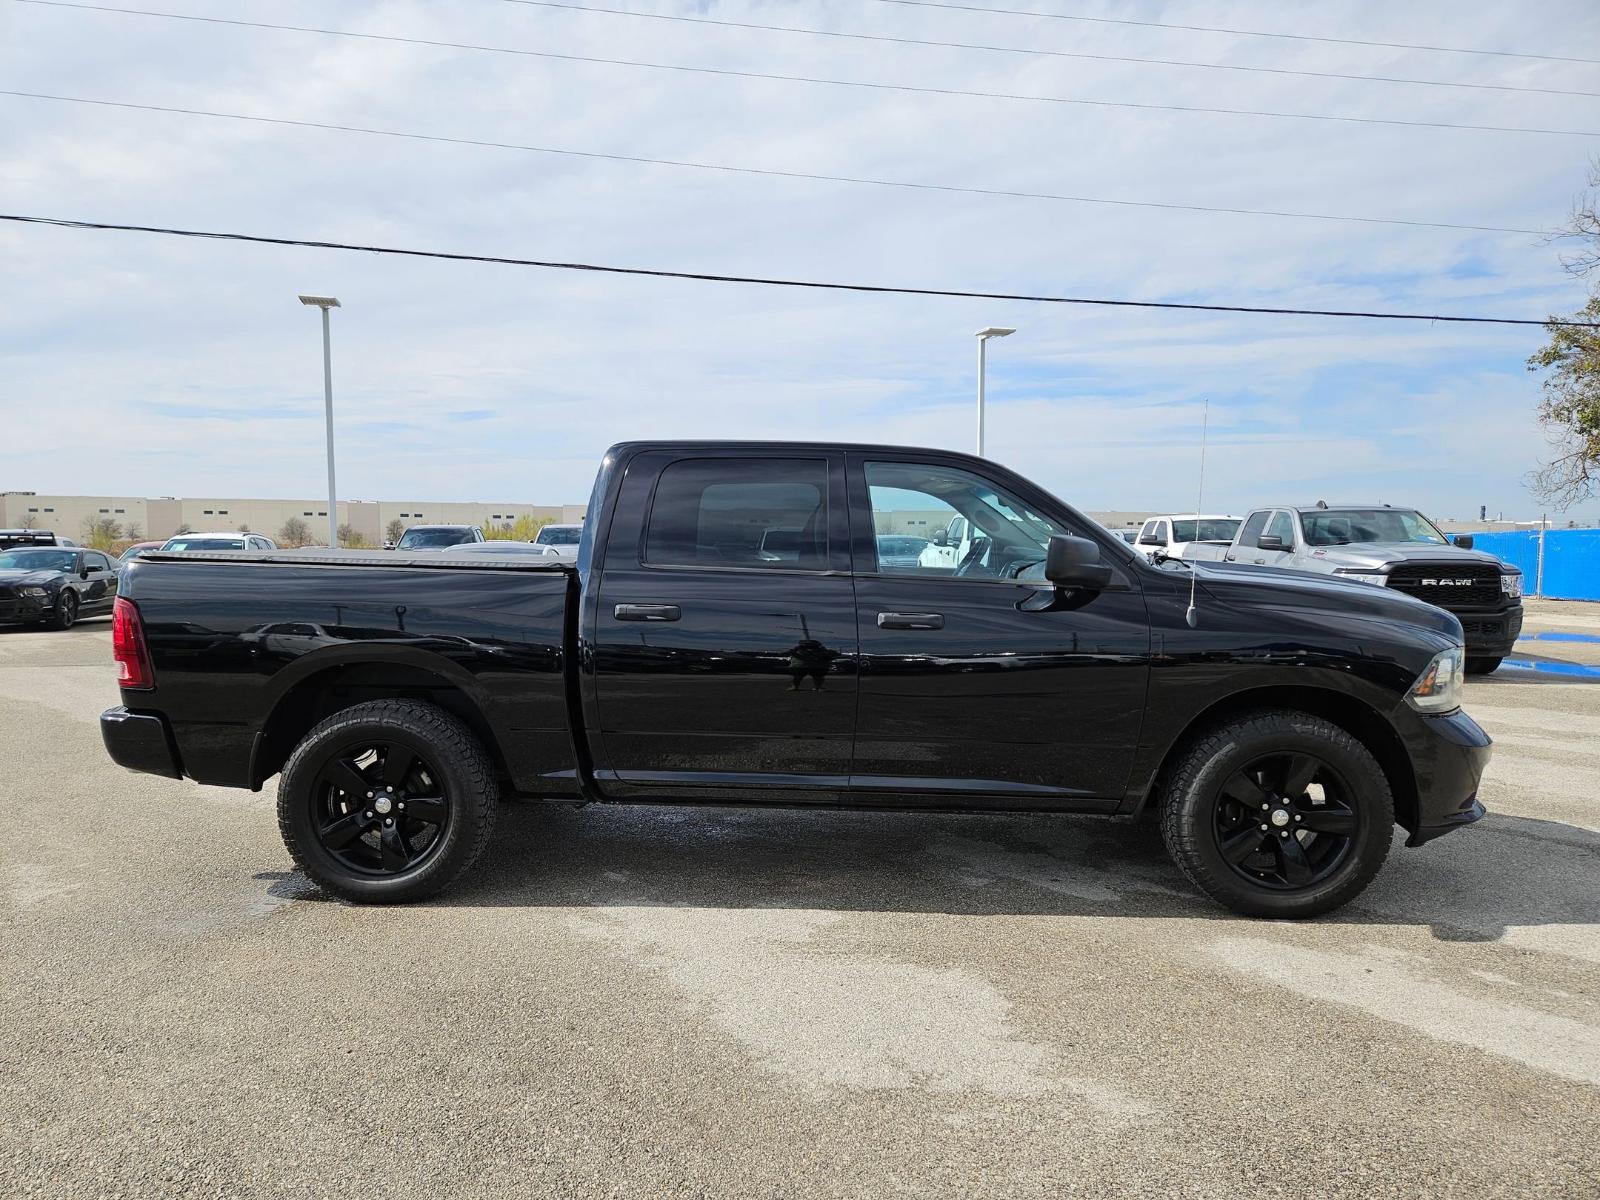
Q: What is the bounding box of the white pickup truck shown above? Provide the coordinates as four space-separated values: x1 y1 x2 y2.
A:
1131 514 1242 560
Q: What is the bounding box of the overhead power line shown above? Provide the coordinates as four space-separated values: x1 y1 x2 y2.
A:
8 1 1597 138
0 91 1552 237
2 214 1592 328
485 0 1600 99
870 0 1600 67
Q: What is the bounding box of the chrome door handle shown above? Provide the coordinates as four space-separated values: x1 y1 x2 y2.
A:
877 611 944 630
613 604 680 622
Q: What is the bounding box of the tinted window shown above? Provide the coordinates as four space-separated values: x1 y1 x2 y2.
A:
163 537 246 552
396 528 476 549
865 460 1061 579
645 458 828 570
1237 511 1270 546
1264 511 1295 545
86 553 112 571
1171 519 1240 543
1301 509 1447 546
536 526 582 545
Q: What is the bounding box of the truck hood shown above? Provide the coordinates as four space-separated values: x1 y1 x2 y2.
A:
1302 542 1512 572
1186 560 1463 643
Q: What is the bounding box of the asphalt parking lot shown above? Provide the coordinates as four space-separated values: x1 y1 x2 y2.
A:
2 601 1597 1199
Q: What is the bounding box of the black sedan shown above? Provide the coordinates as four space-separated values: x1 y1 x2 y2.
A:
0 546 119 630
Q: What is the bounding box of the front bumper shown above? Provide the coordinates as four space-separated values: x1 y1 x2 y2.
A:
0 592 53 623
1452 603 1522 657
1400 707 1492 847
100 706 183 779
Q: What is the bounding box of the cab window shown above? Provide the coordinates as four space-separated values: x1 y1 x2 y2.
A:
1237 511 1270 546
1264 510 1296 546
644 458 828 571
864 460 1062 579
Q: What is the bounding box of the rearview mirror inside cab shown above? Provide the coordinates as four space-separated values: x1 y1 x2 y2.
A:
1045 534 1112 591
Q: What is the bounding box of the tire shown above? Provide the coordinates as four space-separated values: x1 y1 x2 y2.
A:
1158 709 1394 919
277 699 498 904
50 590 78 630
1465 656 1503 676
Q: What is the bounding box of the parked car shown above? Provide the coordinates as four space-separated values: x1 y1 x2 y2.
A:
1111 528 1140 545
0 529 64 550
874 534 932 571
0 545 119 629
117 541 166 569
102 441 1490 918
1185 503 1523 673
1132 514 1242 560
160 532 278 552
394 524 483 551
533 523 582 549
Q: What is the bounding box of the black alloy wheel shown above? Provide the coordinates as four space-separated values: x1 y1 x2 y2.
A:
311 741 450 876
1211 751 1359 891
277 699 498 903
51 590 78 630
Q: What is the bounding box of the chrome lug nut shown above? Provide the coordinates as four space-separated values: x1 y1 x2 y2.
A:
364 810 373 819
1259 824 1268 831
366 791 373 798
383 817 393 826
1279 831 1289 838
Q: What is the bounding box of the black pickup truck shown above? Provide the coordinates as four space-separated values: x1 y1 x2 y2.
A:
102 441 1491 917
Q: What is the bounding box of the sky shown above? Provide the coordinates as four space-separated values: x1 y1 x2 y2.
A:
2 0 1599 521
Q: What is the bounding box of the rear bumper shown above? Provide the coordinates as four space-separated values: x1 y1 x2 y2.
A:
100 706 183 779
1400 707 1492 847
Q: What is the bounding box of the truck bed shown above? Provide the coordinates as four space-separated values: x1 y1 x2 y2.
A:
117 552 577 794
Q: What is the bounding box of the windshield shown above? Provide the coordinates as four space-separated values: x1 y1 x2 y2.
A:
1301 509 1448 547
398 528 475 549
535 526 582 545
163 537 246 552
0 549 75 571
1171 519 1240 543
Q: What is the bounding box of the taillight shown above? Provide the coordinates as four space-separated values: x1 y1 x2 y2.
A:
112 596 154 690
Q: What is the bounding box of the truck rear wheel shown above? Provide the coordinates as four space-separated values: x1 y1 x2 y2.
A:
277 699 498 903
1158 709 1393 919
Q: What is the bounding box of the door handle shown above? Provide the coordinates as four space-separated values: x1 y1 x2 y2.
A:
877 611 943 630
613 603 680 622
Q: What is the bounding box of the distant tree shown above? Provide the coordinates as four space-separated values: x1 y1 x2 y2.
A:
1529 162 1600 507
18 514 36 530
484 514 553 542
337 524 369 549
277 517 311 548
386 518 405 545
173 523 192 536
125 522 143 541
237 523 250 533
80 515 124 550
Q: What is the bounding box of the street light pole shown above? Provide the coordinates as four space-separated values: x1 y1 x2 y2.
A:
974 326 1015 457
299 295 341 547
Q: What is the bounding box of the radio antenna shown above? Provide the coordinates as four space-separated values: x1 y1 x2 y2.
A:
1186 398 1209 629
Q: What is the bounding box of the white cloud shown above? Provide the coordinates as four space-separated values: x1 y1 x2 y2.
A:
1 0 1597 518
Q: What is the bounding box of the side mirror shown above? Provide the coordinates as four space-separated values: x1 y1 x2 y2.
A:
1257 534 1287 551
1045 534 1113 591
1137 533 1162 546
932 531 948 547
1453 534 1474 549
80 565 93 578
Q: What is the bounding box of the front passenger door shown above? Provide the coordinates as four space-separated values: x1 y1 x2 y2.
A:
81 551 117 613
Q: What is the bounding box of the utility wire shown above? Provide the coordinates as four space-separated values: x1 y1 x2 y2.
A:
483 0 1600 99
3 214 1593 328
0 91 1553 236
7 1 1597 138
870 0 1600 67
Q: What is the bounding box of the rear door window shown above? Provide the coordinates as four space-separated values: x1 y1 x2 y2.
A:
644 458 829 571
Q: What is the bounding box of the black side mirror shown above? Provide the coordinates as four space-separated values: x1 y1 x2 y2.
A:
1257 534 1287 551
1453 534 1474 549
1137 534 1162 546
1045 534 1113 591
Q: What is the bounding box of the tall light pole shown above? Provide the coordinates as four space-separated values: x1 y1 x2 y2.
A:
299 295 341 547
974 326 1015 457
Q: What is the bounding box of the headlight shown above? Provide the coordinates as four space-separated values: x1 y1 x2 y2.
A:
1335 571 1388 587
1407 646 1465 714
19 586 49 598
1501 573 1523 598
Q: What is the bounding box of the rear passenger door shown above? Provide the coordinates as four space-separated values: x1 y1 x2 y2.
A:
589 451 857 797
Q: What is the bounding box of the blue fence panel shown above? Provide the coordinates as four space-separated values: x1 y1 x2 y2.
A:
1467 529 1600 602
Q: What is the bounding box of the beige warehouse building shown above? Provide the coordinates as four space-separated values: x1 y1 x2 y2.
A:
1 492 587 546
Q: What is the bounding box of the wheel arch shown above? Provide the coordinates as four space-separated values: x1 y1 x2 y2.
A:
1137 685 1419 835
250 655 507 789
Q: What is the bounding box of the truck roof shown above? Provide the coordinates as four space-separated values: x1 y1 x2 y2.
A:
606 438 972 457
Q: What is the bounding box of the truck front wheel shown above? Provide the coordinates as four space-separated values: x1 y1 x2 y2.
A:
1158 710 1394 919
277 699 498 903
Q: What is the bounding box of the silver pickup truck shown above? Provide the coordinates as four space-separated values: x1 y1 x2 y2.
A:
1185 503 1523 673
